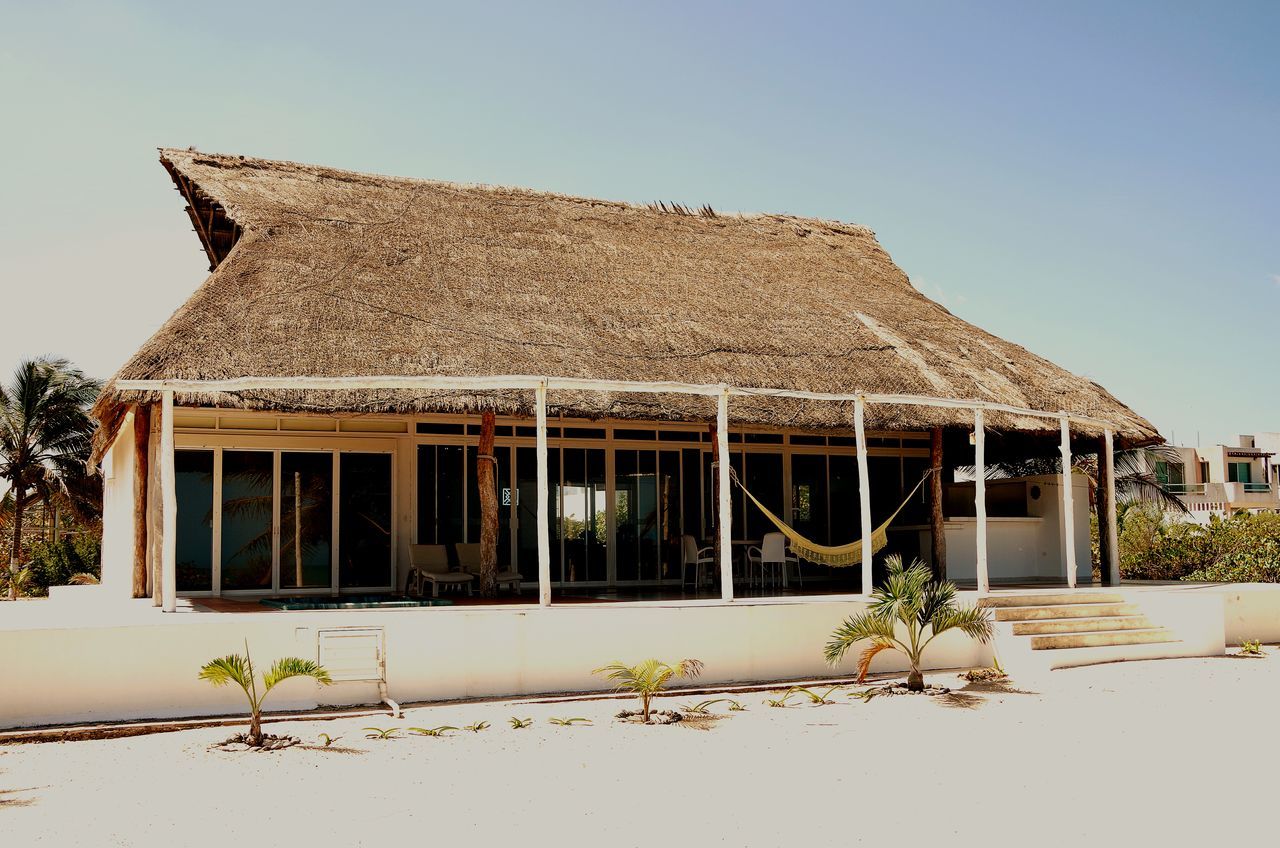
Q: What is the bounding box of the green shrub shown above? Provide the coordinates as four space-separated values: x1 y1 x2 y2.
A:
1119 508 1280 583
24 534 101 595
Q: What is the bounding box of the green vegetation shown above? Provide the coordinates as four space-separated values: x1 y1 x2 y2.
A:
548 717 591 726
1 357 102 600
764 688 801 708
1118 507 1280 582
1239 640 1265 657
198 642 332 747
508 717 533 729
825 554 993 691
593 658 704 723
463 721 490 733
364 727 400 740
408 726 456 737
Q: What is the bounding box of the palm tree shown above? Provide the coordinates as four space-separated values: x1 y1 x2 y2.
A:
0 358 101 600
593 658 704 722
825 554 992 691
198 641 332 746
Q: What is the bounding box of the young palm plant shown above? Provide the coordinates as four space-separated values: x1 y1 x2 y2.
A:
198 641 332 746
825 555 992 692
593 658 704 723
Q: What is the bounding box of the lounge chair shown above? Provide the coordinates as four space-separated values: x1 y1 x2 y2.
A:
454 543 523 594
406 544 474 598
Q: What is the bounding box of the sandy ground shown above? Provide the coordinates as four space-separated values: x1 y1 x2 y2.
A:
3 653 1277 847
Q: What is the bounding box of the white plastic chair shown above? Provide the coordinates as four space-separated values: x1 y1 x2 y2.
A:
407 544 474 598
746 532 801 589
681 535 715 589
455 542 522 594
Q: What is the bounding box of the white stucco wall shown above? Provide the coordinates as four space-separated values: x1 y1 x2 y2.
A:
98 412 138 601
0 597 990 730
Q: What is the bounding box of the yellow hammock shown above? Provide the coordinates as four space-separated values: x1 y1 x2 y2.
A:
728 468 935 567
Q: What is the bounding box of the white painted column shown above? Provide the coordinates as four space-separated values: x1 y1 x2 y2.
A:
535 382 551 607
854 396 874 595
160 390 177 612
1059 415 1078 589
716 388 734 602
1104 428 1120 586
974 408 989 594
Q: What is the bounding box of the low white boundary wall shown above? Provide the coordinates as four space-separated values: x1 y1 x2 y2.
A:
1 597 989 730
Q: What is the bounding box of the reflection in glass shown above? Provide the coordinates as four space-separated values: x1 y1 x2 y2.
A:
790 453 829 545
744 453 783 541
280 452 333 589
175 450 214 592
515 447 559 583
220 451 274 591
560 448 606 582
339 453 392 588
615 450 659 581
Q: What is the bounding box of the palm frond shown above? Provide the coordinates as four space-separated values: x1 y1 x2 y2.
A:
262 657 332 693
856 640 896 683
198 654 253 690
825 610 897 665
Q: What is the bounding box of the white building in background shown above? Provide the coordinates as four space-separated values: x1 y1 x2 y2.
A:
1163 434 1279 521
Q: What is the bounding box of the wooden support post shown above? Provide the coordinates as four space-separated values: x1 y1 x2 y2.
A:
131 405 150 598
854 397 874 595
1103 429 1120 586
477 409 499 597
716 388 733 602
974 409 989 594
1059 415 1078 589
160 391 177 612
929 426 946 581
535 383 551 607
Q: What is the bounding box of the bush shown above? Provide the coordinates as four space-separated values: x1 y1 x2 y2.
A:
1119 508 1280 583
23 534 101 595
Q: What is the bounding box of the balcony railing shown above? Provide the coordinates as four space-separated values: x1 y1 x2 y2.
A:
1166 483 1205 496
1243 482 1272 494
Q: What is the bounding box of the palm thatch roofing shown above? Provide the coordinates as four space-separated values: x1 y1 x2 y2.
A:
92 148 1158 457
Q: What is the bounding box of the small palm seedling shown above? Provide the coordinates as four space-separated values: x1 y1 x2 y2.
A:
764 688 802 708
795 686 842 705
198 641 332 747
679 698 730 715
364 727 400 740
593 658 704 723
509 717 533 729
1240 640 1265 657
826 554 993 692
548 717 592 726
317 733 341 748
848 688 880 703
464 721 490 733
727 700 746 712
408 726 457 737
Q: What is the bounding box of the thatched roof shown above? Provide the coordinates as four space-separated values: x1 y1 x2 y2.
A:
93 148 1158 452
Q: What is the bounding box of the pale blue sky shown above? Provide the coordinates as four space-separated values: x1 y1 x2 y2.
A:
2 1 1276 447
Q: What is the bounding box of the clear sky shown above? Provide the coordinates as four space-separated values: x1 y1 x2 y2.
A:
2 0 1276 447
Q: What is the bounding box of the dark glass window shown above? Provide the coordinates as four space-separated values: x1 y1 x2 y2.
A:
220 451 274 591
280 452 333 589
829 436 858 447
563 427 606 440
614 429 656 441
681 449 703 541
416 422 465 435
829 455 861 540
560 448 606 582
175 450 214 592
744 453 783 540
790 434 826 446
437 445 465 544
790 453 829 545
744 433 783 444
339 453 393 587
659 430 700 442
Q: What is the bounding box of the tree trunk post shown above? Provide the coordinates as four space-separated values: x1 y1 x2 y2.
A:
1099 431 1120 586
929 426 946 581
8 483 26 600
132 405 150 598
477 410 499 597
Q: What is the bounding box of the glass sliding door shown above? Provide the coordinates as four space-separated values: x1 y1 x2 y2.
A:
743 453 783 542
515 446 559 584
615 449 659 582
220 450 274 591
560 448 606 583
828 454 861 542
339 453 393 588
280 452 333 590
175 449 214 592
790 453 829 546
657 450 683 579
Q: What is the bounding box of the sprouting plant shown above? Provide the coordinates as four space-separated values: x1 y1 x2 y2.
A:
826 554 993 692
509 717 533 729
464 721 490 733
317 733 341 748
1240 640 1265 656
849 688 880 702
593 658 704 723
764 688 802 708
679 698 730 715
548 717 592 726
408 726 457 737
727 700 746 712
364 727 401 740
795 686 842 704
198 640 332 748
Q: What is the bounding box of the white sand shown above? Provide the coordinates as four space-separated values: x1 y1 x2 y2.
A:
3 654 1276 847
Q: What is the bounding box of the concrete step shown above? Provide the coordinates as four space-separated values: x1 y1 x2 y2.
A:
1029 628 1177 651
1035 639 1191 670
994 603 1140 622
979 592 1126 609
1011 615 1154 636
